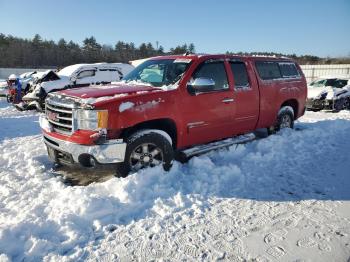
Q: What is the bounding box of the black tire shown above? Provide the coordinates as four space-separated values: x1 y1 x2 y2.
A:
343 98 350 110
116 131 174 177
6 95 13 103
267 106 294 135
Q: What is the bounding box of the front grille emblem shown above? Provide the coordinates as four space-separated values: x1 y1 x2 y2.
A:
47 111 59 122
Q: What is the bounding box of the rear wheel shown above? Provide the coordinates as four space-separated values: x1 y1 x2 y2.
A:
116 131 174 177
268 106 294 135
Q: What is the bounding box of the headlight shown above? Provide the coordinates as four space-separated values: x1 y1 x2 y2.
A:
76 109 108 130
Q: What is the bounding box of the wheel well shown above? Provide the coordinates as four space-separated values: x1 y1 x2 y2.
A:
281 99 298 119
121 118 178 149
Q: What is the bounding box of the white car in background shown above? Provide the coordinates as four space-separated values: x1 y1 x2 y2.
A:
20 71 43 92
22 63 134 110
306 76 350 111
0 71 40 97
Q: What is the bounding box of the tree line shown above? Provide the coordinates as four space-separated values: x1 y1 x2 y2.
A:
0 34 195 68
0 33 349 68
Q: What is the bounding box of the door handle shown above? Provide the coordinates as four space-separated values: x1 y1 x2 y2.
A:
222 98 234 103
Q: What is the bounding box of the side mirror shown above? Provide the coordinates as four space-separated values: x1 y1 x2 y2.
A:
187 77 215 95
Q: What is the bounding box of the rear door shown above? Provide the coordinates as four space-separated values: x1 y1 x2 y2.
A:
229 60 259 133
180 59 236 146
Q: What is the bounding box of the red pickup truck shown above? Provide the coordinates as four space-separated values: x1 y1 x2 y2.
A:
39 54 307 176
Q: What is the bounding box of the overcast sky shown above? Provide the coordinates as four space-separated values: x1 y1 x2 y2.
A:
0 0 349 57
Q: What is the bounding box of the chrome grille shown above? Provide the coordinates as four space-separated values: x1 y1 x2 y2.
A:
45 95 78 135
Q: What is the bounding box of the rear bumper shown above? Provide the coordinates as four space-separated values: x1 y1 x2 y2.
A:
40 116 127 166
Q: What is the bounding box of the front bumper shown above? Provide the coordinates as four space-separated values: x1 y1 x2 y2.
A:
306 98 334 110
40 116 127 166
306 97 347 111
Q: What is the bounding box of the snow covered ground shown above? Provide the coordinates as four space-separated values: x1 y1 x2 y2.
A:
0 97 349 261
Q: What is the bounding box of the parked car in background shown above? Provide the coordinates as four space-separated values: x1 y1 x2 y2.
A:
20 71 37 82
306 76 350 111
19 71 45 93
22 63 134 110
0 71 40 97
39 54 307 177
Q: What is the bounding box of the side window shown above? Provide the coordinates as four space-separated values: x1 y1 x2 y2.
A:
325 79 337 86
192 61 229 91
279 63 300 78
77 70 95 79
255 61 281 80
230 62 249 88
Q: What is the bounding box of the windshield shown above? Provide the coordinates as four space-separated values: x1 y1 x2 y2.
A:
333 79 348 88
123 59 191 87
309 78 348 88
309 78 336 87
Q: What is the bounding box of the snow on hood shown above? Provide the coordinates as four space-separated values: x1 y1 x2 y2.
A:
59 83 162 105
307 85 350 100
307 86 332 99
35 70 53 79
40 76 70 93
23 74 70 99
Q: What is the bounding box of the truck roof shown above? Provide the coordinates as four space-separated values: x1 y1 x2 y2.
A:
150 54 295 62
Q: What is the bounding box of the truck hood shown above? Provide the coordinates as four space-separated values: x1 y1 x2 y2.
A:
59 83 161 103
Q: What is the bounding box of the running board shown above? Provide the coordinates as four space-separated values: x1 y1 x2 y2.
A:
181 133 256 158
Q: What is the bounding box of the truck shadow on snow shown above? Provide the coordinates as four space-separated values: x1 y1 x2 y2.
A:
47 119 350 207
50 165 116 186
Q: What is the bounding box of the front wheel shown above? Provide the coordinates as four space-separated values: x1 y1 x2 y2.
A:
116 131 174 177
268 106 294 135
6 94 13 103
343 98 350 110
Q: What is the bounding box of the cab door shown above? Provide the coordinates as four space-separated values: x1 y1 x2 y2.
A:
180 59 236 146
229 60 259 133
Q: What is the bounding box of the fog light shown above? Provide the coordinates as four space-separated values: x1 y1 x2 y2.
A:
78 154 96 168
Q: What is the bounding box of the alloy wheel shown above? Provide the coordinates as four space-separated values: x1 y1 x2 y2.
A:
280 114 292 128
129 143 164 171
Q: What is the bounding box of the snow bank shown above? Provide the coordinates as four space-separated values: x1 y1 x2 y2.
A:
0 98 350 261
